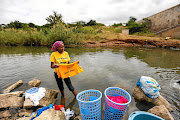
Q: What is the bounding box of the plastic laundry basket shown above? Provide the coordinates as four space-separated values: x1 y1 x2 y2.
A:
128 111 164 120
104 87 131 120
76 89 102 120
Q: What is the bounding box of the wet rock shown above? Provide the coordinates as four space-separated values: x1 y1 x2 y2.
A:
16 117 32 120
0 110 11 118
122 114 128 120
39 97 56 107
0 118 11 120
9 107 20 115
172 81 180 90
34 109 65 120
74 114 82 120
133 86 173 111
0 91 24 97
10 112 19 120
18 109 33 117
24 88 59 108
28 79 41 87
1 80 23 94
0 94 24 108
39 88 58 106
148 105 174 120
23 98 34 109
152 95 174 111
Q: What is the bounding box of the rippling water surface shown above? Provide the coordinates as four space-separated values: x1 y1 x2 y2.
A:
0 46 179 119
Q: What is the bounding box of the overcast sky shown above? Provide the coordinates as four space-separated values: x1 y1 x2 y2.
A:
0 0 179 26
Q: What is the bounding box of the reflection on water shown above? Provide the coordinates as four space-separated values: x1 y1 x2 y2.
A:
0 46 179 119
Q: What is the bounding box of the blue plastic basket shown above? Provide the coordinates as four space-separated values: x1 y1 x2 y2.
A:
76 89 102 120
104 87 131 120
128 111 164 120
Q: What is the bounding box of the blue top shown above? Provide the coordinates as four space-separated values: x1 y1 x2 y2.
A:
24 87 39 94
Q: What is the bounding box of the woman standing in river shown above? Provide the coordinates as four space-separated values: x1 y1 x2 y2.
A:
50 41 77 97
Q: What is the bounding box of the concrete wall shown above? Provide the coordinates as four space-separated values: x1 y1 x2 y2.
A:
147 4 180 32
137 4 180 38
158 25 180 38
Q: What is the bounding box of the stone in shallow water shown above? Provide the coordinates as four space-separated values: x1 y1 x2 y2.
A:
148 105 174 120
133 86 173 111
1 80 23 94
28 79 41 87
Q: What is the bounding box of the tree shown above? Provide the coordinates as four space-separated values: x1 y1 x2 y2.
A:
126 17 144 34
126 16 137 26
46 11 63 25
86 20 96 26
76 21 86 27
29 23 35 28
14 21 23 29
126 17 151 34
0 24 2 31
142 18 151 28
96 23 105 26
8 20 23 29
112 23 122 27
8 22 15 28
42 24 51 28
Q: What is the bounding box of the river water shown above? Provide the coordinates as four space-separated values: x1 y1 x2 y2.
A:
0 46 179 119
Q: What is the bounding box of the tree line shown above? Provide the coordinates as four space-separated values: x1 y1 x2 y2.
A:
0 11 105 30
0 11 151 34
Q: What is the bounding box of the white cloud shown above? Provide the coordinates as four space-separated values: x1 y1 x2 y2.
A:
0 0 179 26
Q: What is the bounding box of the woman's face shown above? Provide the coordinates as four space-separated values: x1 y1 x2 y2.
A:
57 44 65 53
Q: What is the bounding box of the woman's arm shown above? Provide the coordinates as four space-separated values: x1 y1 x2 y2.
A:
51 62 59 68
68 61 79 64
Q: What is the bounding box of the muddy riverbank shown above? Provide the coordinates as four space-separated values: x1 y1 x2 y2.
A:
84 38 180 49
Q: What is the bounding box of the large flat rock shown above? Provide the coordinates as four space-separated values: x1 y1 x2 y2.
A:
24 88 59 108
0 110 11 118
0 94 24 108
18 109 33 117
34 109 65 120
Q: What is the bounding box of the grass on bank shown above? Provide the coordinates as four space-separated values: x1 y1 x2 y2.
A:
0 23 163 47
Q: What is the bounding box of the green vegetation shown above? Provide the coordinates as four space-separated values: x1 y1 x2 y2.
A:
126 16 151 34
133 31 156 37
0 24 84 46
0 12 157 46
112 23 122 27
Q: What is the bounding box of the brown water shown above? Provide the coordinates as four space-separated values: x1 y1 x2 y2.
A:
0 46 179 119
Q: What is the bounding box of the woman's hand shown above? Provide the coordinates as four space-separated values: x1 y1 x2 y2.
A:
51 62 59 68
54 64 59 68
